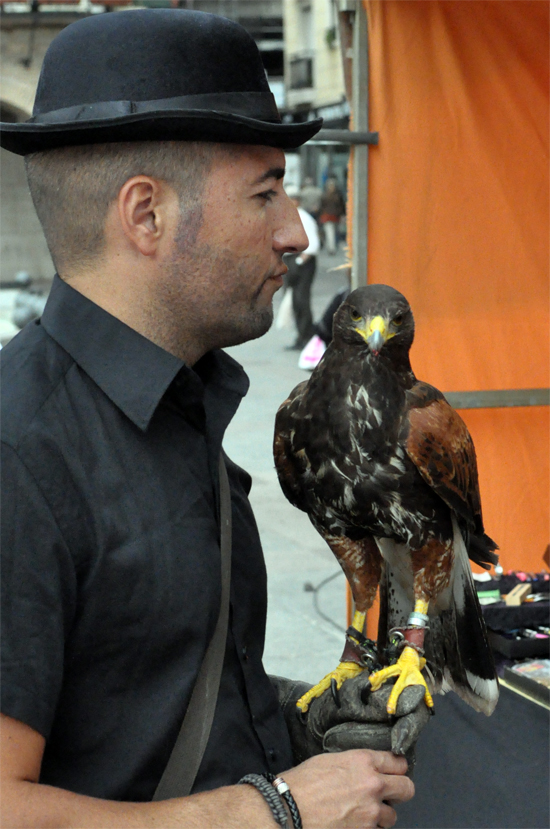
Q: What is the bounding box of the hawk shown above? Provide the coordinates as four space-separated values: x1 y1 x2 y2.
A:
274 284 499 716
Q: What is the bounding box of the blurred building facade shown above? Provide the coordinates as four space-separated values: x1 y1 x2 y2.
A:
282 0 350 192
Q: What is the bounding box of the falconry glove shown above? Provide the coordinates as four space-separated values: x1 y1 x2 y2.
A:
270 674 431 769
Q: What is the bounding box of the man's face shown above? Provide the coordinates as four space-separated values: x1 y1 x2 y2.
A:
164 144 308 355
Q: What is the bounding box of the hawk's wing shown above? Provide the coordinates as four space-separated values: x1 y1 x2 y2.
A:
273 380 310 512
402 382 497 568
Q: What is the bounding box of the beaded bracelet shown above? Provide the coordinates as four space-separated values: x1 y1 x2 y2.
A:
265 773 303 829
238 773 289 828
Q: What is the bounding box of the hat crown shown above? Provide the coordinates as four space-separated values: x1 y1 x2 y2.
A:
34 9 270 116
0 8 322 155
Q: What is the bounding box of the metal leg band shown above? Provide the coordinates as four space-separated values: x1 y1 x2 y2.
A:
407 611 430 627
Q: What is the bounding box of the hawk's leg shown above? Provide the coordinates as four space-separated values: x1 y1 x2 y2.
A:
368 598 434 715
370 536 453 713
296 533 382 714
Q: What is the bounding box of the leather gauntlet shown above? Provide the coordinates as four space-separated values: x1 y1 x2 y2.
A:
269 674 431 769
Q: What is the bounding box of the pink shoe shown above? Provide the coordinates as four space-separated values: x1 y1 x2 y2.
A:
298 335 326 371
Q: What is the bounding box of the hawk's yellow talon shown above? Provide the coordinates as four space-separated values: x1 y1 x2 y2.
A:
296 661 365 713
369 645 433 714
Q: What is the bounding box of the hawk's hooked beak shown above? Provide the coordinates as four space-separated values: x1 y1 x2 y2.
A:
355 315 391 355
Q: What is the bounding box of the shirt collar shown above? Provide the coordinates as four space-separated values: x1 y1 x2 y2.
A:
41 275 249 431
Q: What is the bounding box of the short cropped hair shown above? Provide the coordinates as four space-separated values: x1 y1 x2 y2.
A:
25 141 215 273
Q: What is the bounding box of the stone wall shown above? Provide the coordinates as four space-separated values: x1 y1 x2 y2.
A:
0 17 66 118
1 148 54 283
0 16 65 283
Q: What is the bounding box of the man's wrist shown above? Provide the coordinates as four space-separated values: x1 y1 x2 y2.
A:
238 773 302 829
238 774 289 827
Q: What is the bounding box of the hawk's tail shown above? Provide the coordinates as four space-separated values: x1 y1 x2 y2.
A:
468 530 499 570
432 516 499 715
377 519 499 716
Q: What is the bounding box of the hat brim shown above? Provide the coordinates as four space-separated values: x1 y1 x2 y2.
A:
0 109 323 155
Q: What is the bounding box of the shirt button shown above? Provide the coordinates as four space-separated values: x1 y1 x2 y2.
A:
268 748 277 762
241 645 248 660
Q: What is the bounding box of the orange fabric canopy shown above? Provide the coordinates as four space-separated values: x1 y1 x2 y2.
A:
358 0 548 630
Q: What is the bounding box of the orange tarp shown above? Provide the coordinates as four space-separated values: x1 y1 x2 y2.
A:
359 0 549 631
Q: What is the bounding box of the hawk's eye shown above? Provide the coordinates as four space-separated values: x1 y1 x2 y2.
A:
393 313 404 326
350 309 362 322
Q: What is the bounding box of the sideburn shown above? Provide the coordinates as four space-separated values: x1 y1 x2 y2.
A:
173 200 204 254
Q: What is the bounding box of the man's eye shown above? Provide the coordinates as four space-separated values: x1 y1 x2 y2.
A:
257 189 276 202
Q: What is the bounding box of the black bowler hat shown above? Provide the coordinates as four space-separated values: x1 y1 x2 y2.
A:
0 9 322 155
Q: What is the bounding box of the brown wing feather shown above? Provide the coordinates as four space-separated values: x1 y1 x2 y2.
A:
404 382 482 529
273 380 310 511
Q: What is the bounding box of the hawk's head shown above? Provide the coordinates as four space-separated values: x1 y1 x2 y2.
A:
333 284 415 356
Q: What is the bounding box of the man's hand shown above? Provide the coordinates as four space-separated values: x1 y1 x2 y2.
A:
271 673 431 767
283 749 414 829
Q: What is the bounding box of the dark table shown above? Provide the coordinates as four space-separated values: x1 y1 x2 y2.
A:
397 686 549 829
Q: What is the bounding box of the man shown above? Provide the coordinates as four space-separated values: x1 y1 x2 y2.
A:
284 186 319 351
299 177 322 220
320 178 346 255
0 10 425 828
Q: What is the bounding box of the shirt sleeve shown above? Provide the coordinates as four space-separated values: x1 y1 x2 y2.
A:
298 207 320 256
1 442 77 739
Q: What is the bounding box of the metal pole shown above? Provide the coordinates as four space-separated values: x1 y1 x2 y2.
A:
351 0 369 289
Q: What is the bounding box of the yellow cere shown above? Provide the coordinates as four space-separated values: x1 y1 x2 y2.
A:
369 315 394 340
355 315 396 343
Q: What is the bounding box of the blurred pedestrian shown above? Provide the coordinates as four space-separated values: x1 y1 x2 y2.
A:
299 176 322 220
297 285 350 371
315 286 350 347
285 186 320 349
319 177 345 254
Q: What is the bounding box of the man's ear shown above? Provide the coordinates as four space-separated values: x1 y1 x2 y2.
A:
117 176 174 257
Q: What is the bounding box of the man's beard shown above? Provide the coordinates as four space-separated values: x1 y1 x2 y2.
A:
196 246 276 348
165 226 276 353
220 296 274 348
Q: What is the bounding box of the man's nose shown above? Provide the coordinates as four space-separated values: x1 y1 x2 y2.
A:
274 197 308 254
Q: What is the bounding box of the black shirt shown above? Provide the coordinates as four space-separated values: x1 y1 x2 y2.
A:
1 275 292 801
